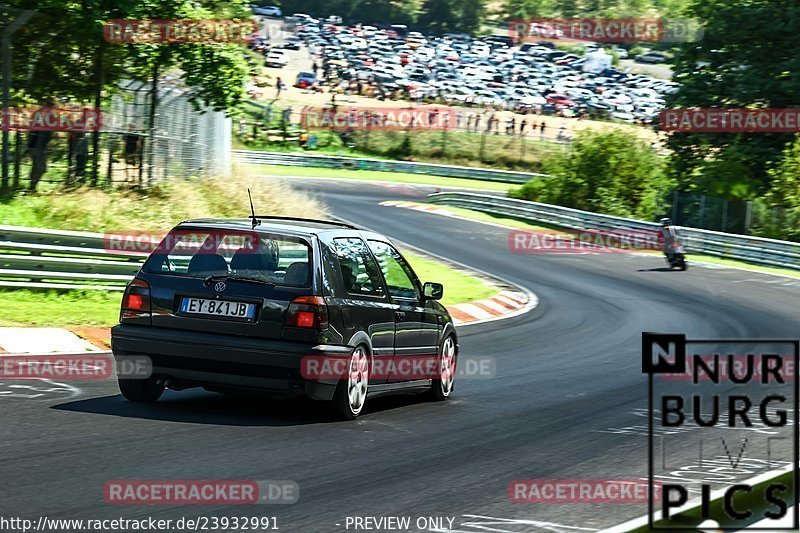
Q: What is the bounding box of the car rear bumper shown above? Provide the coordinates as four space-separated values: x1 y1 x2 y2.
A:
111 324 344 400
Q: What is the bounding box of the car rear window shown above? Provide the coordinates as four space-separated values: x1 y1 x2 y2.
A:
142 228 312 287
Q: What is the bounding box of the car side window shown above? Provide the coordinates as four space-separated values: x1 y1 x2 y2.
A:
332 238 385 297
367 240 419 300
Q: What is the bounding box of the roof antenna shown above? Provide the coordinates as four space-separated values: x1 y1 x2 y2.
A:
248 188 260 229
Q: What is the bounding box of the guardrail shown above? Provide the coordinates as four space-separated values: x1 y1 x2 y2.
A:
233 150 547 184
3 190 799 290
427 192 800 270
0 225 145 290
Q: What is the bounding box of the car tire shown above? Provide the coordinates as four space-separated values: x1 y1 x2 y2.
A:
427 335 456 402
118 376 165 403
331 345 370 420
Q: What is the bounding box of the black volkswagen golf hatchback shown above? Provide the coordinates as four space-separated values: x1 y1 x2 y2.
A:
111 217 458 419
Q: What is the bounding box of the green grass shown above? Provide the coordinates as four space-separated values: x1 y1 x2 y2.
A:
0 171 326 232
241 163 517 193
410 201 800 279
691 254 800 278
0 289 122 327
404 252 498 307
236 101 562 172
0 169 501 327
0 251 496 328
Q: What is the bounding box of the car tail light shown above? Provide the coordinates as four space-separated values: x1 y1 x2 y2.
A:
285 296 328 329
121 278 151 320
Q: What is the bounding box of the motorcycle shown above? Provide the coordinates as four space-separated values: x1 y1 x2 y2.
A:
665 243 688 271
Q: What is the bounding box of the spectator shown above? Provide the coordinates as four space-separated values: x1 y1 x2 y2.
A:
26 130 53 190
124 124 141 167
506 116 516 136
73 132 89 182
275 77 285 99
539 121 546 140
428 109 438 127
25 98 58 190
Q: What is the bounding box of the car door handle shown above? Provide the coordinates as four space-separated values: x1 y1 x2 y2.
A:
395 311 406 320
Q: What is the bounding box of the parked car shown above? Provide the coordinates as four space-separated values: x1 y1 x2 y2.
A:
111 217 458 419
265 49 289 67
295 71 317 88
635 52 668 64
281 36 302 50
282 15 678 122
252 5 281 17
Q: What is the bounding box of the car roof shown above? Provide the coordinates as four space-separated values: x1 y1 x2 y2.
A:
177 218 385 240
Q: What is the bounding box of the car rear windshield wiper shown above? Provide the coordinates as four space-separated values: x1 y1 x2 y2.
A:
203 275 275 286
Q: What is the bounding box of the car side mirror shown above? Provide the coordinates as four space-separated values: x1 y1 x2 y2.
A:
423 282 443 301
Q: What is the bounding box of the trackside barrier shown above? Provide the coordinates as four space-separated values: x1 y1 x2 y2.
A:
3 188 800 290
427 192 800 270
0 225 143 290
233 150 547 184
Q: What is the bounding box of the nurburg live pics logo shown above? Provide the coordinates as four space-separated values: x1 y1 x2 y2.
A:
642 332 800 530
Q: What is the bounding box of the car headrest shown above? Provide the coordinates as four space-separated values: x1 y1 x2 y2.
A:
187 253 229 276
230 248 272 272
284 262 309 286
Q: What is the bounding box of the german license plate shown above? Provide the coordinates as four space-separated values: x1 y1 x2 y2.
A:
179 297 255 320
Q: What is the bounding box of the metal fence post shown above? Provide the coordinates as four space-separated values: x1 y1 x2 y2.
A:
671 190 679 222
12 130 20 188
721 199 728 232
744 201 752 235
699 194 706 228
1 9 34 190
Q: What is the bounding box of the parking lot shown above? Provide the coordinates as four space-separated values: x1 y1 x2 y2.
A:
250 12 678 126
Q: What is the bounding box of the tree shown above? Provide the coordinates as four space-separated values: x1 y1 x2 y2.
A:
458 0 485 34
511 129 671 219
418 0 457 34
502 0 555 19
665 0 800 197
761 134 800 240
4 0 250 190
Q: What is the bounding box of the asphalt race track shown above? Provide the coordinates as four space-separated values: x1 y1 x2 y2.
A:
3 176 800 532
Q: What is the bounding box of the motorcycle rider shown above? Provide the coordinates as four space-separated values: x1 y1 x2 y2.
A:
659 217 678 261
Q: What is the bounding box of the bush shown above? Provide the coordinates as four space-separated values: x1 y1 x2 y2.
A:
760 135 800 240
510 129 671 220
0 167 328 232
